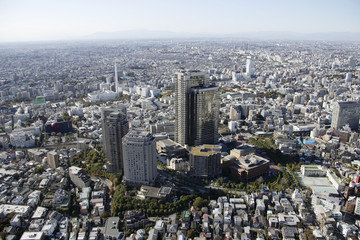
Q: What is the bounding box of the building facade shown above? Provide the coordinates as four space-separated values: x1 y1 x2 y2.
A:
229 154 270 181
300 165 326 177
47 151 59 169
189 85 219 146
122 130 157 186
189 144 222 178
174 70 219 147
246 56 254 76
102 107 128 173
331 101 360 131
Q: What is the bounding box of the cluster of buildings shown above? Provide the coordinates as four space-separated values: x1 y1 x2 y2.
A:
0 39 359 239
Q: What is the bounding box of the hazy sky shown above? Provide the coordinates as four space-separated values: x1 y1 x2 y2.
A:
0 0 360 42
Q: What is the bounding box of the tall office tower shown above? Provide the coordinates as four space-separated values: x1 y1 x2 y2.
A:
122 130 158 186
102 106 128 173
174 70 219 147
189 144 222 178
331 101 360 131
114 63 119 93
189 85 220 146
246 56 254 76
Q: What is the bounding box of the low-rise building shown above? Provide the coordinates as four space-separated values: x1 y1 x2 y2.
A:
69 166 91 188
326 169 345 191
300 165 326 177
0 204 32 218
124 210 149 230
104 217 124 240
229 154 270 181
20 232 45 240
138 185 173 201
230 145 256 158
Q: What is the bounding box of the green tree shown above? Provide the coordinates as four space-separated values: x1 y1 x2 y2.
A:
187 229 198 239
62 112 71 121
33 166 45 174
193 197 208 210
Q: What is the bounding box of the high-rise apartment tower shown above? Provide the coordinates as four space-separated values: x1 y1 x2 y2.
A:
331 101 360 131
102 106 128 173
122 130 158 186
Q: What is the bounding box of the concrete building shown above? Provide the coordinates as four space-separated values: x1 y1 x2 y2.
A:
150 121 175 140
189 144 222 178
138 185 173 201
156 138 187 157
124 210 149 230
168 158 187 171
230 145 256 158
246 56 254 76
355 197 360 216
102 107 128 173
229 154 270 181
123 130 157 186
104 217 124 240
0 204 32 217
174 70 219 147
20 232 45 240
230 105 241 120
300 165 326 177
69 166 91 188
326 169 345 191
331 101 360 131
228 121 238 132
47 151 59 169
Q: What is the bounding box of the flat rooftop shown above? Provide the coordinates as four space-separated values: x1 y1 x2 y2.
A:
191 144 222 156
295 173 338 195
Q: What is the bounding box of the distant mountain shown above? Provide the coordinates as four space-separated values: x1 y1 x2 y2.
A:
83 30 360 41
225 31 360 41
83 29 216 39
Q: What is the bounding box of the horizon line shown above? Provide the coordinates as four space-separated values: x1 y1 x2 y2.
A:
1 30 360 44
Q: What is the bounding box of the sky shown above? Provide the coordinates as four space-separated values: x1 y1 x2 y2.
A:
0 0 360 42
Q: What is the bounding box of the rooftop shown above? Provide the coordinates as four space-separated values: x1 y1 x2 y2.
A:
237 154 269 170
191 144 222 157
20 232 44 240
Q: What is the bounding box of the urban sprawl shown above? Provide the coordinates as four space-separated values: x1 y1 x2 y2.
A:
0 39 359 240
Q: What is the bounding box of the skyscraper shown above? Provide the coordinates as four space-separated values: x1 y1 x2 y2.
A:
114 62 119 93
122 130 158 186
246 56 254 76
174 70 219 147
102 106 128 173
331 101 360 131
189 85 220 146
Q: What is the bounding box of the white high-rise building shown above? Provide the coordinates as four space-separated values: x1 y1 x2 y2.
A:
246 56 254 76
114 63 119 93
123 130 158 186
228 121 238 132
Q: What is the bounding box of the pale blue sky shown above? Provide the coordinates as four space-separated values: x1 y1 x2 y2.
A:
0 0 359 42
